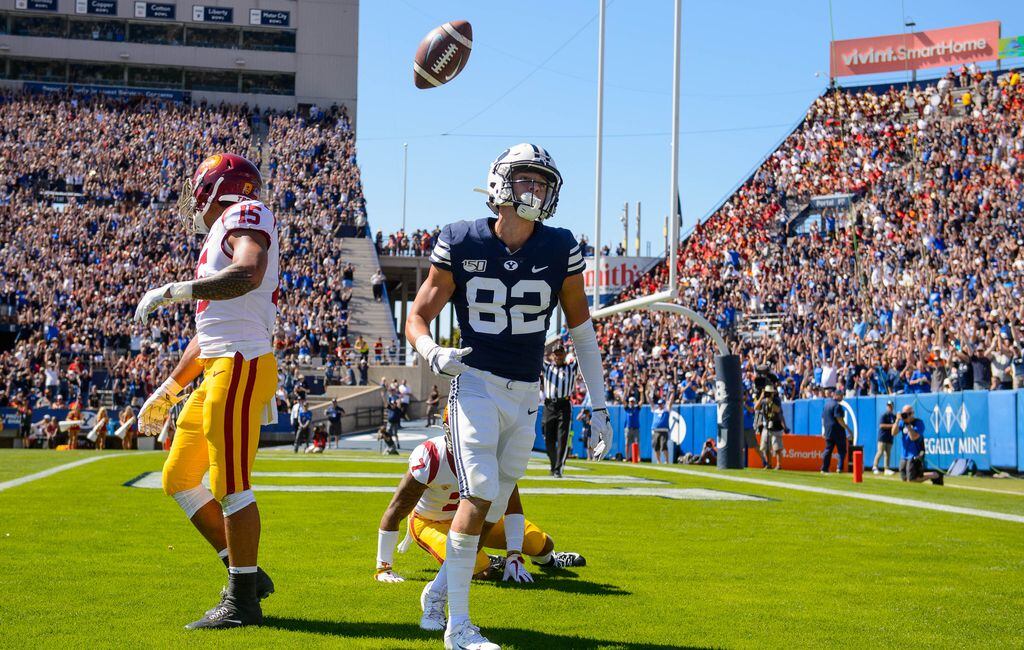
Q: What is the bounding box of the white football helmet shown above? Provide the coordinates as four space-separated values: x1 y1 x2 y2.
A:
486 143 562 222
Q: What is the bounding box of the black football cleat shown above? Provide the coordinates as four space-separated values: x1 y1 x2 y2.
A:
547 551 586 568
206 566 274 617
185 599 262 630
188 571 262 630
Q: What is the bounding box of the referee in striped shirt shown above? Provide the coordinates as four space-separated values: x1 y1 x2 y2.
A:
542 344 578 478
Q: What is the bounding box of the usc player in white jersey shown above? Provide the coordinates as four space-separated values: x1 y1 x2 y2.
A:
134 153 280 630
374 423 586 632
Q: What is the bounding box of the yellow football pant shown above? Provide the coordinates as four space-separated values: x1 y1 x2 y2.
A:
162 352 278 500
409 513 550 573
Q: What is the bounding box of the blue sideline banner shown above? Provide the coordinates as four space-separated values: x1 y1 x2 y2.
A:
1 407 292 437
531 389 1021 471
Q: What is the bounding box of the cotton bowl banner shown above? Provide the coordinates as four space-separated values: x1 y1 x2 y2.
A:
583 257 661 306
830 21 1000 78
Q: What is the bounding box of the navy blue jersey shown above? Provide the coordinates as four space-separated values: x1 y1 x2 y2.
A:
430 217 585 381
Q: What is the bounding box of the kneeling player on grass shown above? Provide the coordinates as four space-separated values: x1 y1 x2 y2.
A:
375 431 585 630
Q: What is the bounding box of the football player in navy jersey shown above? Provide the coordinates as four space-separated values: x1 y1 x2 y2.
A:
406 143 613 650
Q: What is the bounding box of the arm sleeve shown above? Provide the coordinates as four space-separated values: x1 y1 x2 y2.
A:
429 226 453 271
566 235 585 276
568 319 607 409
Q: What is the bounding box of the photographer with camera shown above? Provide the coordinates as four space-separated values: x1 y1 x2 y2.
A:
892 405 943 485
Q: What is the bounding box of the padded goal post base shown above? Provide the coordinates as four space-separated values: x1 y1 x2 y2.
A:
715 354 744 470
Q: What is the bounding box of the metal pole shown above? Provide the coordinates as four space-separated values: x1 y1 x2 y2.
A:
592 0 606 308
667 0 681 293
622 201 628 256
401 142 408 232
635 201 641 256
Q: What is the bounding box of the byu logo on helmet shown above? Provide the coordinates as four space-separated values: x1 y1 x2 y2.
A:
485 143 563 222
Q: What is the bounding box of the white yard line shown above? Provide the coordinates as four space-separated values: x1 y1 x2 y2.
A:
944 483 1024 497
642 465 1024 525
249 471 665 485
0 454 124 493
123 472 760 501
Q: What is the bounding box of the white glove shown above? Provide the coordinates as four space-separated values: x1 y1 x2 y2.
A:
137 377 184 437
134 282 192 322
415 335 473 378
373 563 405 583
502 552 533 583
591 408 612 459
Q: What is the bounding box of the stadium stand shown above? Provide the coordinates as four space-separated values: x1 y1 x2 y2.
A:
0 89 385 420
575 66 1024 407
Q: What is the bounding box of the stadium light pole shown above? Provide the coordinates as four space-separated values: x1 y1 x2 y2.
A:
667 0 681 293
402 142 408 232
592 0 606 308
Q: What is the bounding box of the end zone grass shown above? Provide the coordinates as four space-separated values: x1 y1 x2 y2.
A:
0 449 1021 648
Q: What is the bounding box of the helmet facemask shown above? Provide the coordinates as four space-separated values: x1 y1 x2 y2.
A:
177 174 223 235
507 167 559 222
441 404 454 455
486 144 562 222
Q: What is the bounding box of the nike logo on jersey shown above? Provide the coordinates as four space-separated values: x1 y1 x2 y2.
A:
528 408 538 415
532 266 548 273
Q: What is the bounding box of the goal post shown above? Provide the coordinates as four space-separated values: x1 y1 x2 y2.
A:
552 298 745 470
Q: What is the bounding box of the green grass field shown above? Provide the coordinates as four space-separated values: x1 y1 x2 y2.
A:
1 447 1022 649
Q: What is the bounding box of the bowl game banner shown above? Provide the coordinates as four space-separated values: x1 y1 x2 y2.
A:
583 257 661 306
830 21 1000 78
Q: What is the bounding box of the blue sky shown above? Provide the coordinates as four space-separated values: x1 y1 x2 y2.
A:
355 1 1022 255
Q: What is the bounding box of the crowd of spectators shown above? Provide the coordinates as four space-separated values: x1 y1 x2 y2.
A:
0 90 374 429
570 66 1024 408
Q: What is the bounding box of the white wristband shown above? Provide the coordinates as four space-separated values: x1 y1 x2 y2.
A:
168 282 193 301
414 334 439 361
377 528 399 566
160 377 185 401
503 513 525 554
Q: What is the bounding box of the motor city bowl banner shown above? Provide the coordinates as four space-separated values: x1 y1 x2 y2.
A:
830 21 1000 78
583 257 661 306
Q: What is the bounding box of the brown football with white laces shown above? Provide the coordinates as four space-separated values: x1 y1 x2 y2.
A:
413 20 473 89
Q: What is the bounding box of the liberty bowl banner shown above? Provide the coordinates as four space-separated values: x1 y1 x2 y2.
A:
583 257 661 306
830 21 1000 78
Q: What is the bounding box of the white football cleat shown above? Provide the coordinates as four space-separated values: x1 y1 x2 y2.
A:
419 581 446 632
444 620 499 650
872 468 880 475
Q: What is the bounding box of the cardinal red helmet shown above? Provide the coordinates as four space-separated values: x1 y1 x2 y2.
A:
178 153 263 234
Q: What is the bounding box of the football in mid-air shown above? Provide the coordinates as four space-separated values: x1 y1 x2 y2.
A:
413 20 473 89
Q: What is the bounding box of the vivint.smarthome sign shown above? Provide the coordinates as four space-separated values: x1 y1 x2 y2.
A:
830 21 1000 77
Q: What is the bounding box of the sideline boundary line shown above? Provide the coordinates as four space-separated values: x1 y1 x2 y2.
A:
0 454 126 493
642 465 1024 524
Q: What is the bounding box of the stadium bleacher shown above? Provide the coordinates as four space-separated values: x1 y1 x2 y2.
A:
0 90 373 425
577 66 1024 407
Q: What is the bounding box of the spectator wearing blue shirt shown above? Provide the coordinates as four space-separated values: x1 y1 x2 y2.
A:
907 361 930 394
896 405 943 485
623 396 641 452
651 397 673 464
820 387 850 473
872 400 897 475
